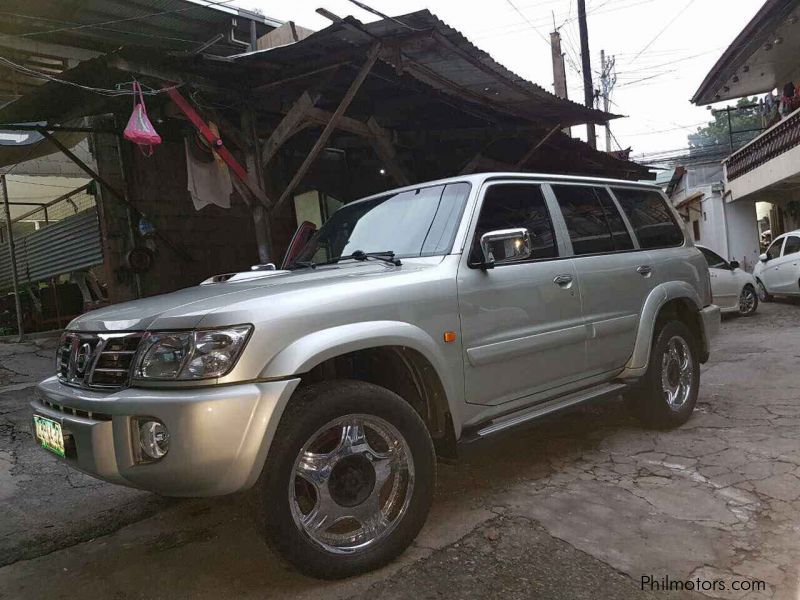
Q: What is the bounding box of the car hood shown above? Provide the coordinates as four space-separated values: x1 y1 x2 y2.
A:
67 260 440 332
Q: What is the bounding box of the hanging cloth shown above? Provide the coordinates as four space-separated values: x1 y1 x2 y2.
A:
123 81 162 156
185 136 232 211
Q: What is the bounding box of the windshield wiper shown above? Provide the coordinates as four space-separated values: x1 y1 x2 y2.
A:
315 250 402 267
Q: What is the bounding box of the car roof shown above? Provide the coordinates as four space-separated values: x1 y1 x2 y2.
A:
775 229 800 240
349 172 662 206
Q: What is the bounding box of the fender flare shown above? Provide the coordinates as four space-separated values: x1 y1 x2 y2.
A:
621 282 703 378
260 320 460 419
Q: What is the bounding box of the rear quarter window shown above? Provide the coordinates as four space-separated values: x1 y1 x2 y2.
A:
611 187 684 249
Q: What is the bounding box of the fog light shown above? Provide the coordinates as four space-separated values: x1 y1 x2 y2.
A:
138 420 169 460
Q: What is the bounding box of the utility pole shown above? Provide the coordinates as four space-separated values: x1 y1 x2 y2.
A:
0 175 24 340
599 49 617 152
577 0 596 149
550 30 572 137
550 31 568 100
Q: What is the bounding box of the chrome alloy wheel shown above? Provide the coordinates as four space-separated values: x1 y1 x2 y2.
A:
661 336 694 410
739 287 757 315
289 414 415 554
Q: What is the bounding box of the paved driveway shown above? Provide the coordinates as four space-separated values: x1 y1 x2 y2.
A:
0 302 798 599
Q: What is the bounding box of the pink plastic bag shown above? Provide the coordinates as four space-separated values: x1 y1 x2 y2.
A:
123 81 161 156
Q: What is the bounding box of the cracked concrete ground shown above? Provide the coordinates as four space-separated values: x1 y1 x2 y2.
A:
0 303 798 599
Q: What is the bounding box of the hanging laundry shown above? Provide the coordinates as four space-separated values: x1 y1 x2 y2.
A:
185 130 232 211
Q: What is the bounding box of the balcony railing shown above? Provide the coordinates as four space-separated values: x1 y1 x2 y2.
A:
725 106 800 181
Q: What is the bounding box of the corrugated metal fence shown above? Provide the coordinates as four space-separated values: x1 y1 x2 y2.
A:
0 208 103 289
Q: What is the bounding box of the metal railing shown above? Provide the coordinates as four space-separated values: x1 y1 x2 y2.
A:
725 106 800 181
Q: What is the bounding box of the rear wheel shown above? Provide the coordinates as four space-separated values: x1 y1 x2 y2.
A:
626 320 700 429
756 278 773 302
252 380 435 579
738 285 758 316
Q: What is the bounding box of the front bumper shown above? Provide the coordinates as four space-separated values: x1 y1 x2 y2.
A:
31 376 300 497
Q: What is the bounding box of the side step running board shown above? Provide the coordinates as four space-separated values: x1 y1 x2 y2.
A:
469 382 627 440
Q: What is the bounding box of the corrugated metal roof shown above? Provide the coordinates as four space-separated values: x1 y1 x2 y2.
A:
235 10 615 128
691 0 800 105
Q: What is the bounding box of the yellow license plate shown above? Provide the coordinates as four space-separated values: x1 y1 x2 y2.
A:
33 415 65 458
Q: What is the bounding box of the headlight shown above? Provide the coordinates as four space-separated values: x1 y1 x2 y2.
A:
135 325 252 380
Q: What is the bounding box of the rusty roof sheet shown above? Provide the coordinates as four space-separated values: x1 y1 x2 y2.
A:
235 10 616 128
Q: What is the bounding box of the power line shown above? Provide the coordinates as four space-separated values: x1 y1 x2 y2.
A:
502 0 552 47
0 54 181 96
631 0 697 62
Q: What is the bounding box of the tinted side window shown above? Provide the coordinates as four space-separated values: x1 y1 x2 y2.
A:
471 184 557 262
699 247 727 269
783 236 800 256
766 239 783 260
552 185 633 255
612 188 684 249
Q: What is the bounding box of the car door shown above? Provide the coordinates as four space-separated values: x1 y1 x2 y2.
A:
775 235 800 293
761 237 786 292
457 181 586 406
548 183 657 376
698 247 739 310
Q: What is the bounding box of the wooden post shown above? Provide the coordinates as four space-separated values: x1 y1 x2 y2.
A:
0 175 23 340
241 107 273 263
272 43 381 214
366 117 411 186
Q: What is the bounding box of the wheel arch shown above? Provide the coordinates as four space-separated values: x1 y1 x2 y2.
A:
621 282 707 379
260 321 461 457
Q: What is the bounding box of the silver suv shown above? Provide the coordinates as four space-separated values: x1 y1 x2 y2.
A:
32 173 720 578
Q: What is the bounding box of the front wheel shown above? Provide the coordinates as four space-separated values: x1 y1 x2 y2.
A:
756 278 773 302
626 320 700 429
738 285 759 316
253 380 436 579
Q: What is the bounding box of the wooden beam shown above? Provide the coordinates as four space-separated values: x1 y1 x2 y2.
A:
459 153 485 175
366 117 411 186
252 62 348 94
515 124 562 168
261 91 319 168
305 107 373 138
272 43 381 214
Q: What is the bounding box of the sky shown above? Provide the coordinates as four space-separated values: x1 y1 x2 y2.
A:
236 0 766 161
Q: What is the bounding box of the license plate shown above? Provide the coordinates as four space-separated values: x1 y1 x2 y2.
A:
33 415 65 458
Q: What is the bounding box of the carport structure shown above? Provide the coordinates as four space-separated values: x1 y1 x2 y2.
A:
0 9 651 313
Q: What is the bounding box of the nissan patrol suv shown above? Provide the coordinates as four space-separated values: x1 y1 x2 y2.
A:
32 173 720 578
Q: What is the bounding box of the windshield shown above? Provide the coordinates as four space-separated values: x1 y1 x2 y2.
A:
290 182 471 268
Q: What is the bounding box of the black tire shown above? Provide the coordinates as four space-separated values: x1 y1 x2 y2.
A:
756 278 773 302
626 320 700 429
252 380 436 579
738 284 759 316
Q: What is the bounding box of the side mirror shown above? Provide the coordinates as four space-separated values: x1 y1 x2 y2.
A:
478 228 531 268
759 253 768 263
729 260 740 270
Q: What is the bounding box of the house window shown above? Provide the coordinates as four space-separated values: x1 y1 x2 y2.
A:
692 220 701 241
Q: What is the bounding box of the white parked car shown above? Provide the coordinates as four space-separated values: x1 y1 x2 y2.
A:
754 230 800 302
697 245 758 316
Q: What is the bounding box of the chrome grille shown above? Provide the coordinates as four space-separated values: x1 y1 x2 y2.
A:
57 332 143 390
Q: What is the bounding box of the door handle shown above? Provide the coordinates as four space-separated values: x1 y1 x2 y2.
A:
636 265 653 276
553 274 573 286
